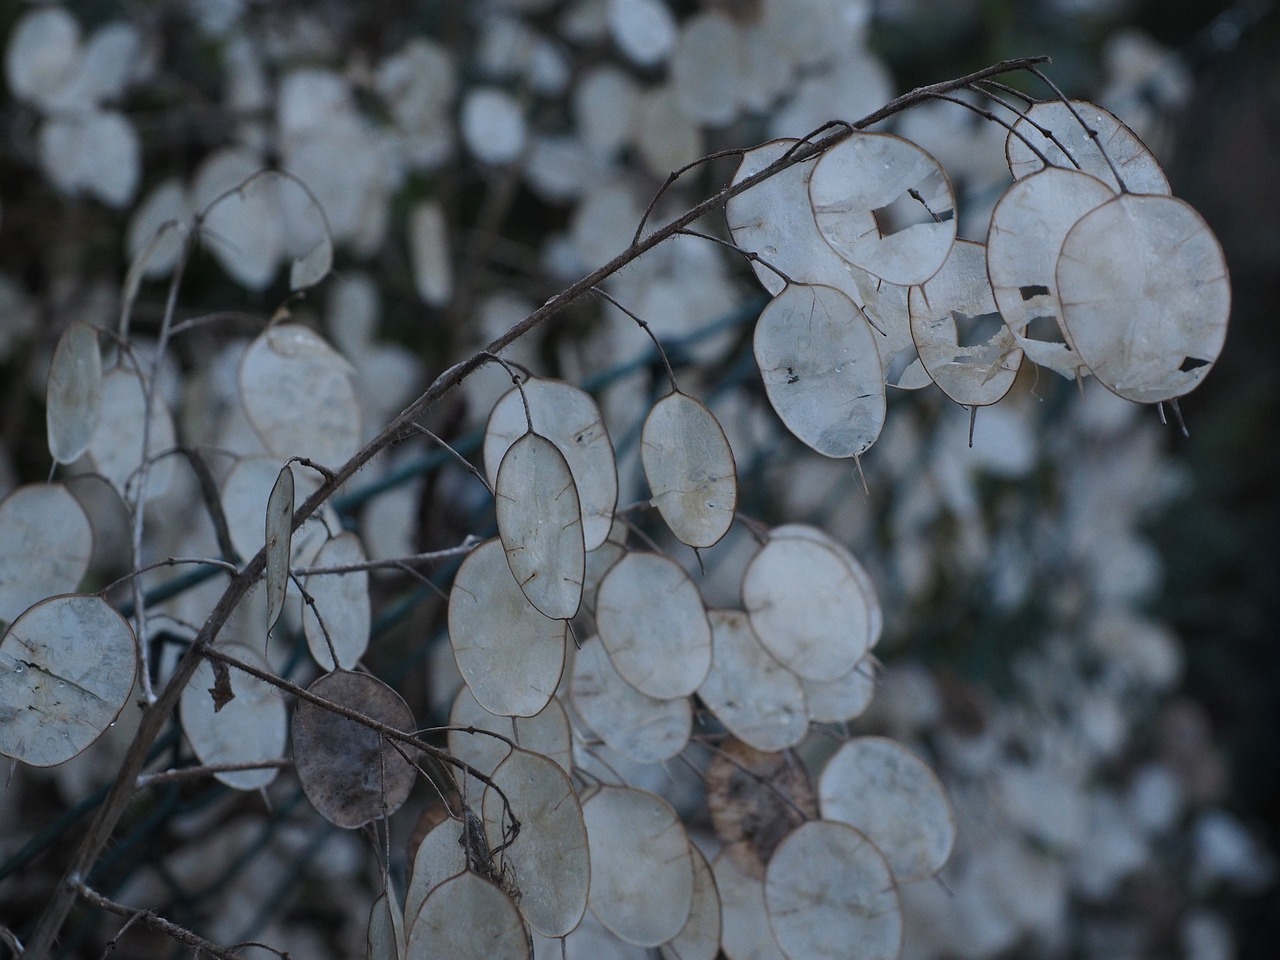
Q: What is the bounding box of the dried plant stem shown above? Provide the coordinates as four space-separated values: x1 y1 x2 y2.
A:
73 883 248 960
24 55 1048 959
134 759 292 789
128 226 197 704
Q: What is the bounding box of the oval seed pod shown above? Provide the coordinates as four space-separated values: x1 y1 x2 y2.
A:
180 642 287 790
742 532 872 680
818 736 956 883
809 131 956 286
1005 99 1170 195
594 551 711 699
769 523 881 649
264 464 294 634
448 538 567 718
404 819 467 932
583 785 694 947
484 378 618 551
86 366 176 501
909 239 1023 406
406 871 530 960
482 748 590 937
764 820 902 960
641 391 737 548
699 609 808 752
239 323 361 469
0 594 137 767
726 138 872 299
660 842 722 960
754 283 885 459
448 685 573 782
291 670 417 828
1057 192 1229 404
46 322 102 465
986 166 1115 379
711 851 787 960
367 884 406 960
0 484 94 625
301 531 371 671
494 431 585 620
570 635 691 763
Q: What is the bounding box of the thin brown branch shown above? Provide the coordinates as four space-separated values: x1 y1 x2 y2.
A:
589 287 680 394
632 146 749 247
294 536 482 577
407 424 494 495
135 759 292 788
674 227 796 286
73 883 249 960
176 446 242 564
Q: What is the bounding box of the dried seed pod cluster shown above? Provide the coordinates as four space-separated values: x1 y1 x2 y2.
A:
729 100 1229 458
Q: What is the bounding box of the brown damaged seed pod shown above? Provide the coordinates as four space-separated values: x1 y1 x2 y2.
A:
705 738 818 880
292 670 417 828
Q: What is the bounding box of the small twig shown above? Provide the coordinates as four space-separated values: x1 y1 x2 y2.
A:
167 309 269 337
288 456 338 485
135 759 292 789
292 571 339 668
975 78 1039 104
97 556 241 598
632 147 749 247
481 351 535 433
1170 398 1190 438
420 723 520 751
618 516 664 555
589 287 680 393
735 513 771 545
906 188 946 223
1029 66 1128 191
784 120 857 159
407 425 493 495
928 91 1053 170
96 905 146 960
73 882 249 960
127 224 198 705
673 228 795 286
176 447 242 563
294 537 483 577
576 741 628 787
